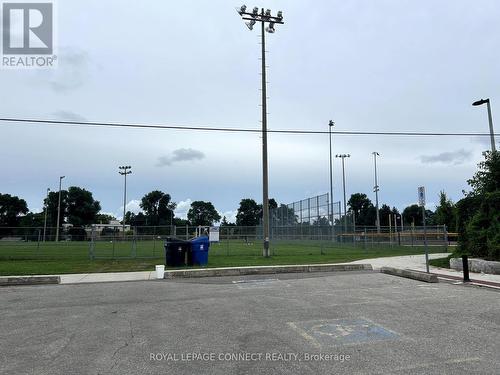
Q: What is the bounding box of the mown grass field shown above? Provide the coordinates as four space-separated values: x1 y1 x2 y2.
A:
0 239 448 276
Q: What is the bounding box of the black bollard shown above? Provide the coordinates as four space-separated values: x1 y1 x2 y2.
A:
462 255 470 282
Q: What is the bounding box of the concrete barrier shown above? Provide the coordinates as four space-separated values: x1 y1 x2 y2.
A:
0 276 61 286
450 258 500 275
164 263 373 279
380 267 438 283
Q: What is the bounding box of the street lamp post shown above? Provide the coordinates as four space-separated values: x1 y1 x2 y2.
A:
55 176 65 242
43 188 50 242
328 120 335 239
472 98 496 152
335 154 350 235
119 166 132 235
236 5 284 257
372 152 381 234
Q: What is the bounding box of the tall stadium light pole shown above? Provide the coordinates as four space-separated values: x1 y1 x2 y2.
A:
119 166 132 234
43 188 50 242
236 5 284 257
372 152 381 234
55 176 65 242
472 98 496 152
328 120 335 238
335 154 350 234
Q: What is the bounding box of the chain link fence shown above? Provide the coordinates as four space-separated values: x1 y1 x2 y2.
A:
0 224 449 260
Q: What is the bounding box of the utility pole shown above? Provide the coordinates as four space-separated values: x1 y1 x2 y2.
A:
55 176 65 242
372 152 381 234
236 5 284 257
335 154 350 235
119 166 132 235
43 188 50 242
418 186 429 273
328 120 335 240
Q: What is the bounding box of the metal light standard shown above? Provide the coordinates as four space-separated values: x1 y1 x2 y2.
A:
472 98 496 152
236 5 284 257
328 120 335 238
43 188 50 242
372 152 381 234
55 176 65 242
119 166 132 235
335 154 350 235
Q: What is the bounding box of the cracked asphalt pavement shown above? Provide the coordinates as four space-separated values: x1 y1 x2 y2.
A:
1 271 499 374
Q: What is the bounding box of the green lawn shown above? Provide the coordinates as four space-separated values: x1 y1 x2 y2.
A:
0 239 447 276
429 255 453 269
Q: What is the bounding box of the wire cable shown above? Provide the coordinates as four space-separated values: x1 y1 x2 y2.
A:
0 117 497 137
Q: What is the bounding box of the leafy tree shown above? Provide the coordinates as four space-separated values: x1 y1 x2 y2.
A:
272 204 298 226
95 213 116 224
173 217 190 226
402 204 434 226
268 198 278 210
461 191 500 260
66 187 101 226
220 216 236 227
236 199 261 226
0 193 29 227
19 212 45 227
187 201 221 226
125 211 147 227
402 204 421 226
378 204 392 226
140 190 176 226
347 193 376 226
466 151 500 196
44 190 69 227
459 151 500 259
434 191 457 232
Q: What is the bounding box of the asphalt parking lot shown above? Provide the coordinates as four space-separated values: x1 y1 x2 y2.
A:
1 271 499 374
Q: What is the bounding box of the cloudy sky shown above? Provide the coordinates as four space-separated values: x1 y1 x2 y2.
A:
1 0 499 223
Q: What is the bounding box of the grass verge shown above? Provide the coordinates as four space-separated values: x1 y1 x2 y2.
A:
429 255 453 269
0 240 447 276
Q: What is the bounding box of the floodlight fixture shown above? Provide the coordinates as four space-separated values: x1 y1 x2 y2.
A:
252 6 259 15
266 22 275 33
246 19 256 30
265 8 271 16
237 4 247 15
277 10 283 19
472 98 489 106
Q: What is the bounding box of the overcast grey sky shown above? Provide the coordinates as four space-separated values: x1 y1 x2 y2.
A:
1 0 499 222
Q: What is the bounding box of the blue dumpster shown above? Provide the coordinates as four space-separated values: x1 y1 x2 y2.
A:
190 236 210 266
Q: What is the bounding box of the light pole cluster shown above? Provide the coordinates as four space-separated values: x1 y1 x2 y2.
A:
237 5 284 258
119 166 132 234
329 146 380 233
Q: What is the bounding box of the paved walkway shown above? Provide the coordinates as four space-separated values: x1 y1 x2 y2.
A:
349 253 500 285
7 254 500 286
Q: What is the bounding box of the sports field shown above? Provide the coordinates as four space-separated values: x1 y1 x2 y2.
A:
0 239 447 276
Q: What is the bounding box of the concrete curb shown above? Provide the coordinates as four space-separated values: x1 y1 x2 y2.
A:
380 267 438 283
164 263 373 279
0 276 61 286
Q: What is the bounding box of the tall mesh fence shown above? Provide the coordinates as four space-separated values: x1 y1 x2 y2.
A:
0 224 450 261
